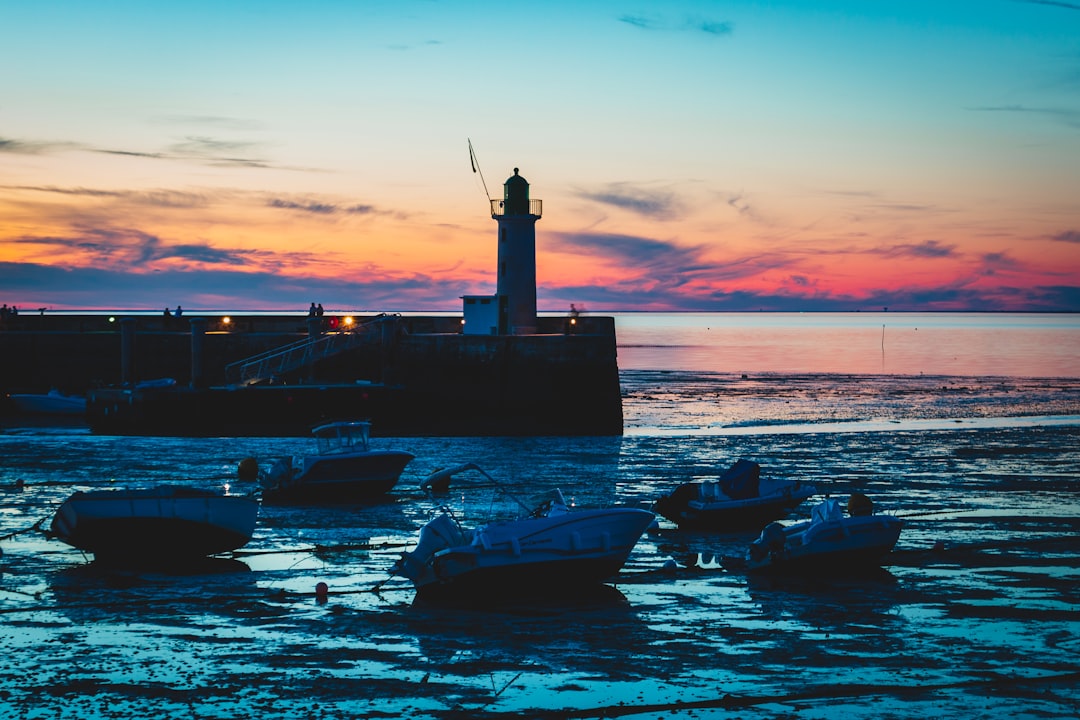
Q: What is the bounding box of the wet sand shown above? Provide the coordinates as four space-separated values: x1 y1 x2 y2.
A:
2 372 1078 719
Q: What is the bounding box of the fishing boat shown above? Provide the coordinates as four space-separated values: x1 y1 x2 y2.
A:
49 486 258 562
391 463 655 600
653 459 816 531
259 420 414 504
728 494 902 574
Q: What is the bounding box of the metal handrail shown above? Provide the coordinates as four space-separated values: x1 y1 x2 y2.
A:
489 198 542 217
225 314 398 385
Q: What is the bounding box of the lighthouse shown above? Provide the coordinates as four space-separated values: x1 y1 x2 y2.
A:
493 168 541 335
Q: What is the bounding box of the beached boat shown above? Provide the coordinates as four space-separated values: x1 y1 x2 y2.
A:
728 494 902 574
259 421 414 504
49 486 258 562
654 459 817 531
8 389 86 416
391 463 655 600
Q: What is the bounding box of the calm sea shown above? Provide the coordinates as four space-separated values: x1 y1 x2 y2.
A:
613 312 1080 377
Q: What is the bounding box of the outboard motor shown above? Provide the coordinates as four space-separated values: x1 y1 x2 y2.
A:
261 458 294 491
748 521 786 562
394 512 469 584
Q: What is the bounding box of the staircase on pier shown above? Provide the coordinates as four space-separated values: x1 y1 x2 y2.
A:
224 313 398 386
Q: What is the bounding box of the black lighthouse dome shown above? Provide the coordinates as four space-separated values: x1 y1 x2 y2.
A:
503 168 530 215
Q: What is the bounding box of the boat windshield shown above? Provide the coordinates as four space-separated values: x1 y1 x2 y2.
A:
312 422 371 455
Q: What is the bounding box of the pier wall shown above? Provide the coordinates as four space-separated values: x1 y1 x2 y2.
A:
0 314 622 436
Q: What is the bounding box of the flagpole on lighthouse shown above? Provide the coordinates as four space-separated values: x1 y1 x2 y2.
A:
468 138 491 203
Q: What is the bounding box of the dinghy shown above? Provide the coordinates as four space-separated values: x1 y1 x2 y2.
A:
49 486 258 562
730 494 902 574
654 459 816 531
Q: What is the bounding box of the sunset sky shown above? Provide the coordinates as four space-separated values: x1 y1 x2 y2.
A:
2 0 1079 312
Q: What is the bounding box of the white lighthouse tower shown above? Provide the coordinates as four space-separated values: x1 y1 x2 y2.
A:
493 168 541 335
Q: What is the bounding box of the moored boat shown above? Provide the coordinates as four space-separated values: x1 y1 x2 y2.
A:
729 494 902 574
391 463 655 601
259 420 414 504
8 389 87 416
48 485 258 562
654 459 816 531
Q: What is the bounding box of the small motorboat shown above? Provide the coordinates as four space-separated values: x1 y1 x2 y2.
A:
259 421 414 504
391 463 655 600
653 459 816 531
8 389 87 416
49 485 258 563
729 494 902 574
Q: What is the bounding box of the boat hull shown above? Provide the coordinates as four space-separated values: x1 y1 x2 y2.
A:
744 515 903 574
50 487 258 561
655 481 816 531
9 392 86 416
261 450 413 504
409 507 655 596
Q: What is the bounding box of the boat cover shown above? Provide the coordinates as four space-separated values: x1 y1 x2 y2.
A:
716 459 761 500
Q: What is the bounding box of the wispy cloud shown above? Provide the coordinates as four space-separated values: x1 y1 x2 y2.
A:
1052 230 1080 243
97 149 169 160
550 231 705 270
1012 0 1080 11
726 192 762 221
0 260 484 312
541 278 1080 312
578 183 682 219
13 228 251 268
978 251 1026 277
871 203 940 213
619 14 733 36
880 240 957 258
5 184 210 208
165 135 273 168
0 137 79 154
387 39 443 51
968 104 1080 129
4 184 124 198
269 198 377 216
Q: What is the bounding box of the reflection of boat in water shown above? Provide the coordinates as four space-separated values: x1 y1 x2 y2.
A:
727 495 902 574
392 463 655 602
82 556 252 577
653 459 816 531
412 577 630 611
260 421 414 504
8 389 87 416
49 486 258 564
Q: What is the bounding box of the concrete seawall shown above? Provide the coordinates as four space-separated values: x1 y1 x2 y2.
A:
0 313 623 436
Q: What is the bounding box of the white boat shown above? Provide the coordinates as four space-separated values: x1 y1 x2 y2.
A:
392 463 655 600
8 389 86 416
260 421 414 504
654 459 817 531
49 486 258 562
733 495 902 574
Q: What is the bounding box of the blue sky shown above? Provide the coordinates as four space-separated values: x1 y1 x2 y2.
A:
2 0 1079 312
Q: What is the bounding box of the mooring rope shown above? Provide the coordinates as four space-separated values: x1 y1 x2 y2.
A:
0 517 47 542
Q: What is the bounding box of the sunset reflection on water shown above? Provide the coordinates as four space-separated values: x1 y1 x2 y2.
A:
615 312 1080 377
